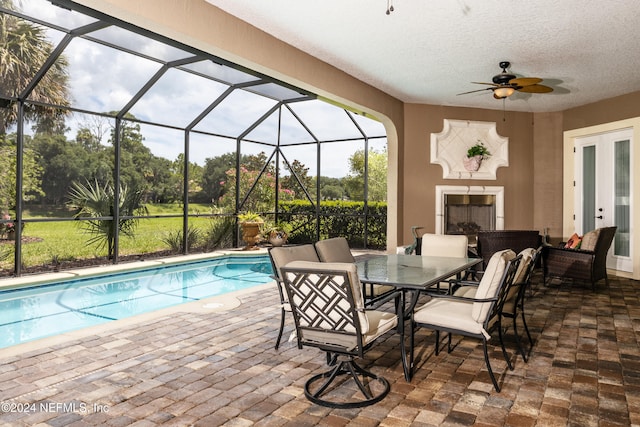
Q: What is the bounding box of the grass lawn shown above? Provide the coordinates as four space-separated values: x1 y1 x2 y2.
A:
1 203 225 272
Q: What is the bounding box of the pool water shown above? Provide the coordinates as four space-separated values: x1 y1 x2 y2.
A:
0 255 273 349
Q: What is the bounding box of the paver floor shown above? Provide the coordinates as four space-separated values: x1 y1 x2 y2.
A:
0 271 639 426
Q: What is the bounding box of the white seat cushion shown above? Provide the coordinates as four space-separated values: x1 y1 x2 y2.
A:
302 308 397 350
362 310 398 345
453 285 477 298
471 249 515 322
414 298 489 338
421 233 468 258
370 284 395 296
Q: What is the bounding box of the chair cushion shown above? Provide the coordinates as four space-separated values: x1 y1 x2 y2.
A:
301 309 396 350
270 245 320 279
362 310 398 345
453 285 477 298
414 298 489 339
421 233 469 258
371 284 395 296
580 228 601 251
471 249 515 322
514 248 535 284
314 237 356 263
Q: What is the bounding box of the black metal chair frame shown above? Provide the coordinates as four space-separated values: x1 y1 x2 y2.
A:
410 253 522 392
314 237 400 309
269 243 399 351
281 263 393 408
268 245 320 350
501 247 541 362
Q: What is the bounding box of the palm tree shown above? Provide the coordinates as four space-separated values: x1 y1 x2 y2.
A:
0 0 70 134
67 180 148 259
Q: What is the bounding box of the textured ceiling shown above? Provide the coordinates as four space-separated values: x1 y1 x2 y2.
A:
205 0 640 113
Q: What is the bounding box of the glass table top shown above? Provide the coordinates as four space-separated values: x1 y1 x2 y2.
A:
356 254 481 290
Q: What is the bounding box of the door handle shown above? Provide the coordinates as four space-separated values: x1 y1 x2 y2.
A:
595 216 603 219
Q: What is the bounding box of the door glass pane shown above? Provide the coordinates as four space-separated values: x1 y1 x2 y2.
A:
614 139 630 257
582 146 596 233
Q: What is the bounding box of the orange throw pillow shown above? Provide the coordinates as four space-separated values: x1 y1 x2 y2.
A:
564 233 581 249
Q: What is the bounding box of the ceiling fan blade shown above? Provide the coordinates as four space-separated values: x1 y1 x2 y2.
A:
471 81 499 86
509 77 542 87
457 87 493 95
517 84 553 94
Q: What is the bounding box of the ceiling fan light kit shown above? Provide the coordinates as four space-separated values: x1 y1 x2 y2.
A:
458 61 553 100
493 87 515 98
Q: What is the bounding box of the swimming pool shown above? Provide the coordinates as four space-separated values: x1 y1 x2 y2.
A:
0 254 273 349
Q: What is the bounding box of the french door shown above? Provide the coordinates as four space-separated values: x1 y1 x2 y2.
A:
574 128 633 272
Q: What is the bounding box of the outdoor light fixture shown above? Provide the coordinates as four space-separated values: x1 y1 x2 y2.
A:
493 86 515 98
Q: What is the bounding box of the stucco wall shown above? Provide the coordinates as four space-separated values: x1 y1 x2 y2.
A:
400 104 538 245
532 112 564 242
563 91 640 131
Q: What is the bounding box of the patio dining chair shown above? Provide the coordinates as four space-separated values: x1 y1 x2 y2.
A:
281 261 397 408
268 245 320 349
420 233 470 293
315 237 397 308
454 247 542 363
410 249 521 392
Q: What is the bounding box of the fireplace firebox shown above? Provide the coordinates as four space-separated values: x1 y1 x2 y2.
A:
436 186 504 245
445 194 495 243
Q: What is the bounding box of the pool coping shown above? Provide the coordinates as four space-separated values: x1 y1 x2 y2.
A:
0 248 270 291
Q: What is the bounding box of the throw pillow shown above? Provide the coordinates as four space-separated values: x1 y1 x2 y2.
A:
581 228 601 251
564 233 581 249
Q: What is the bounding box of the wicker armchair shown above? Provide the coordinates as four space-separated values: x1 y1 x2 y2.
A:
542 226 617 290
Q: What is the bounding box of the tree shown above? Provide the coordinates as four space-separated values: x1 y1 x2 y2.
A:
29 133 101 204
343 148 387 201
217 152 276 213
0 133 44 210
0 0 70 134
281 158 312 200
171 153 203 203
199 152 237 204
318 176 346 200
75 115 109 152
67 179 148 259
106 116 151 193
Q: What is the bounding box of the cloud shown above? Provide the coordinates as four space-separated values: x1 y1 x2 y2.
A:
22 0 386 177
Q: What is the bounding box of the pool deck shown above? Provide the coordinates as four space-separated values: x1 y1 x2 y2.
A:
1 264 639 425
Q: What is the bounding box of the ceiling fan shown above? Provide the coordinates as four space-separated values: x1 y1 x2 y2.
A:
458 61 554 99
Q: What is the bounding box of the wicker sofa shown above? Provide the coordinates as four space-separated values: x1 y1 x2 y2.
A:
542 226 617 290
476 230 542 271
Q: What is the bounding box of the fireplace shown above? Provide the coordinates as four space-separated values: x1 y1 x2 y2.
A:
436 186 504 244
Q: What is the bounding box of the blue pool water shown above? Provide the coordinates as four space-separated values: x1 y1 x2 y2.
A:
0 255 272 349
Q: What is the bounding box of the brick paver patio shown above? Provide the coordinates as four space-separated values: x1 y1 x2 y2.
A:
0 271 639 426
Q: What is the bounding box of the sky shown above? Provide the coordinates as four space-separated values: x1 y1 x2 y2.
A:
17 0 387 178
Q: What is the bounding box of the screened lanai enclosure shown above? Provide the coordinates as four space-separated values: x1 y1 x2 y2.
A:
0 0 388 276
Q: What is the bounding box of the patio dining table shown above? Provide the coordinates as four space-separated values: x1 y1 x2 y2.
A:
356 254 482 381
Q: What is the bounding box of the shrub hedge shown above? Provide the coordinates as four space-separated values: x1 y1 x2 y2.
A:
276 200 387 249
